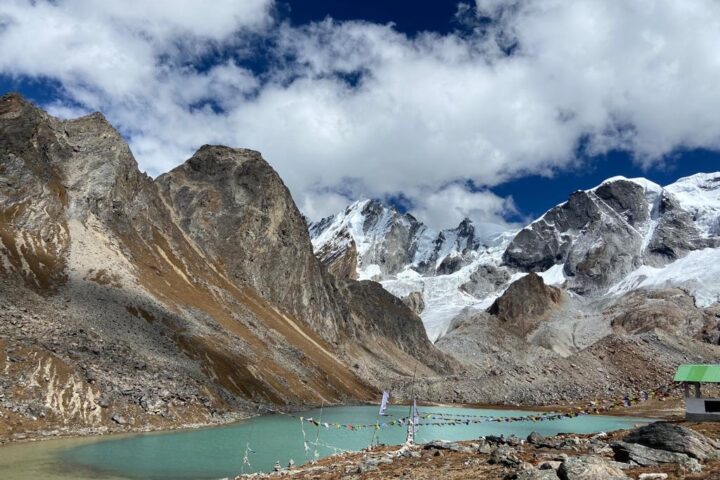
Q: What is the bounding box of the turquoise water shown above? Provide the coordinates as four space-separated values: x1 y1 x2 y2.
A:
1 405 653 480
60 406 643 480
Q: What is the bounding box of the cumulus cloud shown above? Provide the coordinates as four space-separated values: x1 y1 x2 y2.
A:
1 0 719 229
409 184 519 233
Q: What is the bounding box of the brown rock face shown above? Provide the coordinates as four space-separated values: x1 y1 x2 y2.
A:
609 288 719 340
402 291 425 316
156 145 455 377
488 273 563 336
155 146 351 340
314 229 359 280
0 94 70 291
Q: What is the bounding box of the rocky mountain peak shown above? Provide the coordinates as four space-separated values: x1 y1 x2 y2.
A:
156 144 351 339
501 173 720 294
183 145 262 176
487 273 563 336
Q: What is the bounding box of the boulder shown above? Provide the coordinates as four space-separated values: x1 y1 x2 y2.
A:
623 422 720 461
512 469 560 479
557 455 628 480
423 440 473 454
402 291 425 315
489 445 522 467
527 431 547 446
110 413 129 425
611 440 692 466
538 461 562 470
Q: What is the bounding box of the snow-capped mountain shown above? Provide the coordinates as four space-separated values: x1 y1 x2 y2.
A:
309 199 510 281
310 173 720 342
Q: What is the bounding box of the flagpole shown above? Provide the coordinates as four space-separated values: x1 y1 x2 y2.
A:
312 400 324 463
406 362 418 445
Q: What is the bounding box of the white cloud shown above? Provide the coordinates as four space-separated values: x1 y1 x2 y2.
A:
409 184 519 231
1 0 720 229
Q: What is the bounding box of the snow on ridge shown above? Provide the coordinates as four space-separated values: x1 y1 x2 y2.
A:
608 248 720 308
381 241 506 342
665 172 720 237
596 175 663 195
311 175 720 342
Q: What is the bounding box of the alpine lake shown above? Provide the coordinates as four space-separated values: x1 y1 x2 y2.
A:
0 405 654 480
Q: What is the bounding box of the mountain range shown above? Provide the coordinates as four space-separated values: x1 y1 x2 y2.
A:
310 174 720 341
2 93 720 441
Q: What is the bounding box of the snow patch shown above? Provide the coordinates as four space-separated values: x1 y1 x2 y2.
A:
665 172 720 237
538 263 566 286
609 248 720 307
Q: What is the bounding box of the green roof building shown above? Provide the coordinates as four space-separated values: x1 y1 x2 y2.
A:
675 364 720 422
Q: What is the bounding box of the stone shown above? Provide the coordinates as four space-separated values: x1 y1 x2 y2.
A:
538 461 561 470
460 264 512 298
527 431 547 445
477 440 493 454
111 414 129 425
401 291 425 315
611 441 693 466
557 455 628 480
623 422 720 461
489 445 522 467
423 440 473 454
512 469 561 480
638 474 668 480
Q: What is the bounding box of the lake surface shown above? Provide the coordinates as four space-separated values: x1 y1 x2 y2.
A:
0 405 653 480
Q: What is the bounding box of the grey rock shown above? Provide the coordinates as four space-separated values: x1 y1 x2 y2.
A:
538 461 562 470
557 455 628 480
645 193 706 264
527 431 547 446
489 445 522 466
423 440 473 453
402 291 425 315
111 414 129 425
623 422 720 461
512 469 560 480
459 263 511 298
503 179 651 293
611 440 692 466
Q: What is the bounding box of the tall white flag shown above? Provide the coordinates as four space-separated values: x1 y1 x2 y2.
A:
379 391 390 416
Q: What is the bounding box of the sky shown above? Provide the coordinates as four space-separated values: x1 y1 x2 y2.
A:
1 0 719 231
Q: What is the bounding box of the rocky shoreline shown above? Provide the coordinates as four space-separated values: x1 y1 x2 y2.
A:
236 421 720 480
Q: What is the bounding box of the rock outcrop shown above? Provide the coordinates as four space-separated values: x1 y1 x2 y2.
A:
314 227 358 280
623 422 720 461
401 291 425 315
488 273 563 336
503 179 653 293
156 146 351 340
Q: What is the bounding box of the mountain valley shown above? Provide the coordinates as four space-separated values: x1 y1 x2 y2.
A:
2 93 720 443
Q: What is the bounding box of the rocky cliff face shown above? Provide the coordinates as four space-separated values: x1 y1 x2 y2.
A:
155 146 351 340
503 177 720 294
0 94 451 441
487 273 563 336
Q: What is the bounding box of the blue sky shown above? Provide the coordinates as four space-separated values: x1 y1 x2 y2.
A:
1 0 719 229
